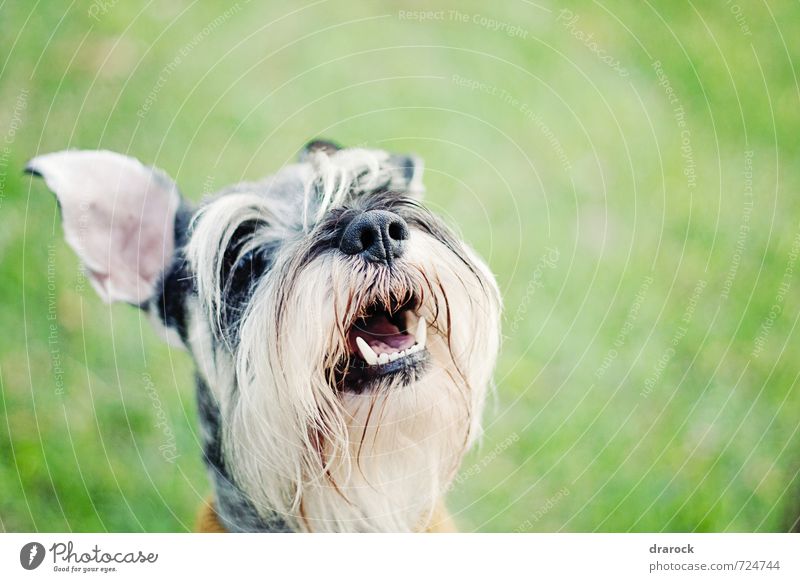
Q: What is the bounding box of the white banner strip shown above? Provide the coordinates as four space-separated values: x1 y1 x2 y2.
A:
0 534 798 581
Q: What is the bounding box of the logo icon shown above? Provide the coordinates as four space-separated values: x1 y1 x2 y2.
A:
20 542 46 570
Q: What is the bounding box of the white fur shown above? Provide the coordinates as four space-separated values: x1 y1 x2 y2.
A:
221 233 498 531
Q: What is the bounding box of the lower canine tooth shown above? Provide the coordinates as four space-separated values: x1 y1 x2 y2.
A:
355 337 378 365
415 317 427 348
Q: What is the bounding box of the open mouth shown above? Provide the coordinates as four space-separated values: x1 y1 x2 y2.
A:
342 298 428 386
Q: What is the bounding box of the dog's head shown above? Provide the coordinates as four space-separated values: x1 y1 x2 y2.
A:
27 141 501 531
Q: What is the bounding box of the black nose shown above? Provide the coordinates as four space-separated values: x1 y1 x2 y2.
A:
339 210 409 263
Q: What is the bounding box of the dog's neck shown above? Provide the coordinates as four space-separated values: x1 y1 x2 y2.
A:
195 375 290 532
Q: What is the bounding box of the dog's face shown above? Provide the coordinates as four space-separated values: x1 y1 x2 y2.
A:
27 142 501 532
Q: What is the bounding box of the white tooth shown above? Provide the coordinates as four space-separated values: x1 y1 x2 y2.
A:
389 353 400 362
355 337 378 365
415 317 427 348
378 353 389 365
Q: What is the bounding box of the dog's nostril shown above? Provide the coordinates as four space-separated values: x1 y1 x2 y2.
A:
387 220 407 242
339 210 409 263
360 229 375 250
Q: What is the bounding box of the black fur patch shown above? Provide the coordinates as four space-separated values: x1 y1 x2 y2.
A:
153 203 194 342
218 220 276 343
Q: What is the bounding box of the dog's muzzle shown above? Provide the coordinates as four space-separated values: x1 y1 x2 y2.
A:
334 210 430 390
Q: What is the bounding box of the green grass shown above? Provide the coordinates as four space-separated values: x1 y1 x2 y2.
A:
1 0 799 532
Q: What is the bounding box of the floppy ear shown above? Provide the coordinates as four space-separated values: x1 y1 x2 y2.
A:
26 150 181 305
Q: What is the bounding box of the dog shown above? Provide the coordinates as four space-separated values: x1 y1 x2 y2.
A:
26 140 501 532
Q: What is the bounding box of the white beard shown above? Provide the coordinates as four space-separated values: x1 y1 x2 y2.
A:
300 361 476 532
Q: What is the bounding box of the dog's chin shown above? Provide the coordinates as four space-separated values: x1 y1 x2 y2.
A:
333 294 432 393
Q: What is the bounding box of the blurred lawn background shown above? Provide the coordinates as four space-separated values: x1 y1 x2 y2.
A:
1 0 799 532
